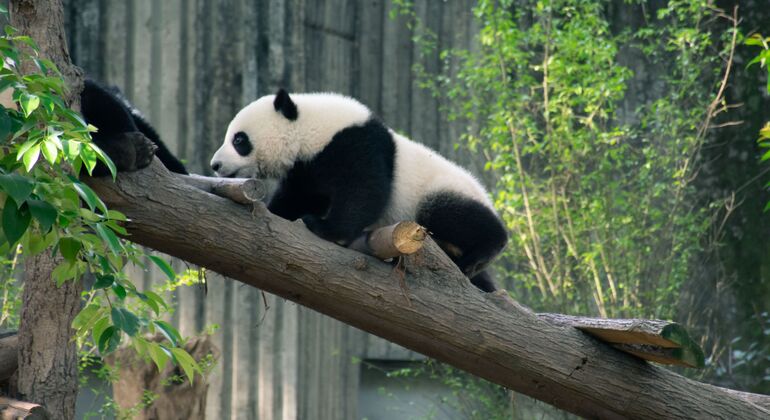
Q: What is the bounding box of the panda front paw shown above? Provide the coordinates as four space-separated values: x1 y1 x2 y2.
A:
301 215 354 246
301 214 325 237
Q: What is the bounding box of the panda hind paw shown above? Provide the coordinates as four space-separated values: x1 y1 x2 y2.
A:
126 132 158 170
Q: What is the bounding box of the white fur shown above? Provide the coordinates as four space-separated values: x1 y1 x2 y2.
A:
373 132 494 229
211 93 370 178
212 92 495 229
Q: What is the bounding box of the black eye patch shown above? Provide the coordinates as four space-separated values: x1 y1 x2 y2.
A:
232 131 253 156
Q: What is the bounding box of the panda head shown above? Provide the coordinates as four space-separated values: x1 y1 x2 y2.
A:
210 89 370 178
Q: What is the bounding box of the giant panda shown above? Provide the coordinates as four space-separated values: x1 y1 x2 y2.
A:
209 89 507 292
80 79 187 176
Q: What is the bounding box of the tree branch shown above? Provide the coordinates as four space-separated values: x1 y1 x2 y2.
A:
82 160 770 419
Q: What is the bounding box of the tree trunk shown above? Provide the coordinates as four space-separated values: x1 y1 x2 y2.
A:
84 160 770 420
9 1 83 419
107 335 218 420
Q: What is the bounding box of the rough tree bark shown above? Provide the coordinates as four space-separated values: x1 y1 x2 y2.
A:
83 160 770 420
9 1 83 418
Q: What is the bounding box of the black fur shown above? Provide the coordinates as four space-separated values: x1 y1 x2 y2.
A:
232 132 253 157
469 270 498 293
80 79 187 176
273 88 298 120
416 191 508 282
268 118 395 245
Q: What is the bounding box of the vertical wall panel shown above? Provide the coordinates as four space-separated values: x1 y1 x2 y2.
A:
66 1 486 419
157 0 182 155
102 1 127 87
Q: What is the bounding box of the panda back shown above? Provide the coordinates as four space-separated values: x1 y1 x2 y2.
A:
373 132 494 228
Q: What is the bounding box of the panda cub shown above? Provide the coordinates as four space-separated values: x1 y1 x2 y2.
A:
210 89 507 292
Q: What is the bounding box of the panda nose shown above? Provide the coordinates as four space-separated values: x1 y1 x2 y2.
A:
211 161 221 172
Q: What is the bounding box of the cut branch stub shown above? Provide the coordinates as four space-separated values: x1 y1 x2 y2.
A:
0 397 50 419
348 221 427 260
538 313 705 368
178 174 266 205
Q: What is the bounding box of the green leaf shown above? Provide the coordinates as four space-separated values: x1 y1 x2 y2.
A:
72 304 101 330
89 144 116 178
2 197 30 245
112 283 127 300
51 261 78 285
95 223 122 255
27 199 57 232
0 110 11 139
144 290 168 311
92 273 114 289
153 320 181 347
139 293 161 315
170 347 200 384
18 93 39 117
744 33 766 46
62 140 81 162
21 144 40 172
41 139 58 164
97 325 116 353
92 316 110 346
0 173 34 204
58 237 81 262
70 179 105 212
147 342 171 373
111 307 139 336
149 256 176 281
80 145 98 175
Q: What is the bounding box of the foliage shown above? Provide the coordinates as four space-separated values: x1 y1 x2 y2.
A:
747 33 770 210
396 0 733 320
736 32 770 389
0 18 200 384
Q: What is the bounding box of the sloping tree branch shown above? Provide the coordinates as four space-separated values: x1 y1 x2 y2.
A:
82 160 769 419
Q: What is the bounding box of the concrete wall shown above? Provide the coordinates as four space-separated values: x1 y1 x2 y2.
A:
63 1 482 418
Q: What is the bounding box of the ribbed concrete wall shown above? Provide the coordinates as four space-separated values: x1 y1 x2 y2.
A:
63 1 480 418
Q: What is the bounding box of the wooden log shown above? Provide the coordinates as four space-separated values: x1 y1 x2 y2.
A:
178 174 266 204
0 333 17 382
81 159 770 419
348 221 428 260
108 335 218 420
538 313 705 368
0 397 50 419
612 344 702 369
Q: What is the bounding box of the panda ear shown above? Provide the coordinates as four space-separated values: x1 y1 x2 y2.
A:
273 88 298 121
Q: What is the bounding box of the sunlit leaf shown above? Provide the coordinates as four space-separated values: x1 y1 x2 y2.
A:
149 255 176 281
153 320 181 347
170 347 200 384
147 342 170 373
22 144 40 171
41 138 58 164
18 93 39 117
95 223 122 255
